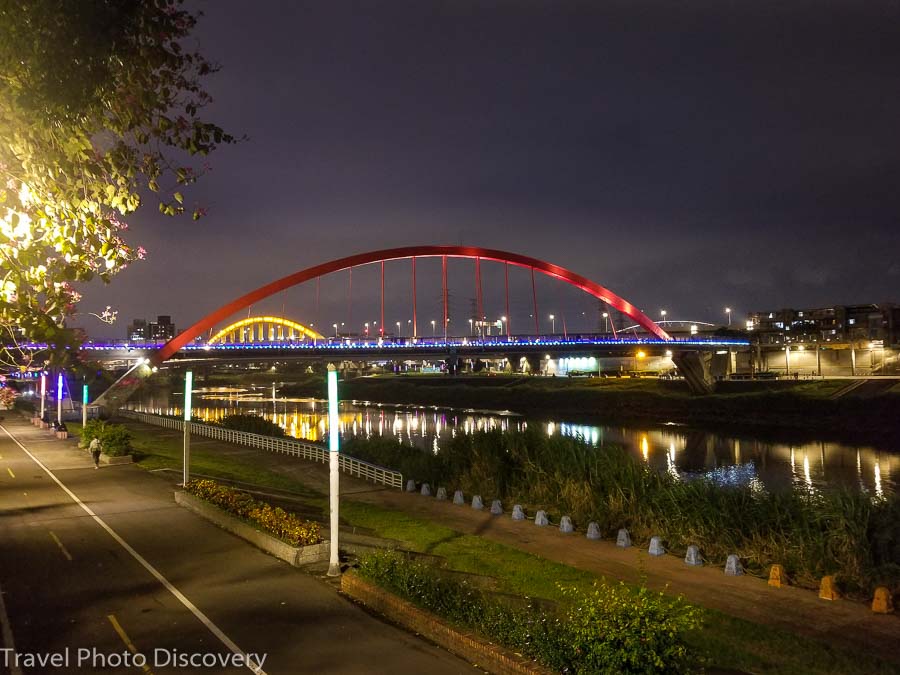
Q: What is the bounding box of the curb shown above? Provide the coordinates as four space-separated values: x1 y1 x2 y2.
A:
174 491 329 566
341 572 552 675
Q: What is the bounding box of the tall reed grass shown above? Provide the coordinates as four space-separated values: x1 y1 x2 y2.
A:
343 429 899 594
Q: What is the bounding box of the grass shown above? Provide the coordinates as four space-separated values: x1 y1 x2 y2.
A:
104 419 900 675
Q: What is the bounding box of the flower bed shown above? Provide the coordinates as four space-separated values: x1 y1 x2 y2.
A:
184 479 321 547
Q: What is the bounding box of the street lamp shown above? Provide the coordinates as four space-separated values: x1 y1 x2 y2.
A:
549 314 555 333
396 321 401 337
501 316 507 337
602 312 609 333
660 309 667 323
364 322 369 337
431 319 436 337
333 323 338 337
725 307 732 326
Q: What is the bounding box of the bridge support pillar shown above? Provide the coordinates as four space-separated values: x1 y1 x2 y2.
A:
673 350 715 395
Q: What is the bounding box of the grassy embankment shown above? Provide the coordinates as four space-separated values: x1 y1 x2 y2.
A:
73 419 900 675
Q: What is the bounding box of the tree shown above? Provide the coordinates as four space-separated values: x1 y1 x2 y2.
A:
0 0 234 367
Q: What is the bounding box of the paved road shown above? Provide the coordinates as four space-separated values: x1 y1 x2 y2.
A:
0 417 476 675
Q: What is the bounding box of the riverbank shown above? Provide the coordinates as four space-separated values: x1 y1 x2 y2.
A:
325 374 900 447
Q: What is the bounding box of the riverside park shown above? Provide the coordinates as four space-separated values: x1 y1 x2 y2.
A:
2 2 900 674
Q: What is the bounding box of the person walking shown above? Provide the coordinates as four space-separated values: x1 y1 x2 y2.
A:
89 436 102 469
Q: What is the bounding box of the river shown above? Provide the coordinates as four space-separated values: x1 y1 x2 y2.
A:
128 387 896 497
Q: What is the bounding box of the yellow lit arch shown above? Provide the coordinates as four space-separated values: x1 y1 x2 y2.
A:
208 316 324 344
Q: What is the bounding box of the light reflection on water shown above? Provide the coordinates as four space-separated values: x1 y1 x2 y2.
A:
130 389 896 496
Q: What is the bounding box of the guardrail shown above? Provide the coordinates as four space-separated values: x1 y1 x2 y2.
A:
118 410 403 489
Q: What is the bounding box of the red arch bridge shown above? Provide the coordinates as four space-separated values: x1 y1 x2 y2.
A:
83 246 746 402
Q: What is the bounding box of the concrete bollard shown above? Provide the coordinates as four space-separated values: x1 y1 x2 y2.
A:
453 490 465 505
534 510 549 527
405 479 417 493
768 564 787 588
871 587 894 614
511 505 526 521
616 529 631 548
559 516 574 533
818 576 840 601
648 536 665 556
490 500 503 515
471 495 484 510
420 483 431 497
586 522 601 540
684 545 703 566
724 554 743 576
436 487 448 501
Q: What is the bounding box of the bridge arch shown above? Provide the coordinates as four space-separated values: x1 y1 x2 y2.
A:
156 245 670 363
208 316 323 344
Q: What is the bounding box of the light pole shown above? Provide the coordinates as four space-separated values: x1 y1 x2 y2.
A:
549 314 555 334
660 309 667 323
396 321 401 337
602 312 609 333
183 370 193 485
725 307 732 326
364 322 369 337
469 318 473 335
501 316 507 337
333 323 338 337
326 364 341 577
431 319 436 337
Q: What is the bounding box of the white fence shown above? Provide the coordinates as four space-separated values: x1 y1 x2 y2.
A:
119 410 403 489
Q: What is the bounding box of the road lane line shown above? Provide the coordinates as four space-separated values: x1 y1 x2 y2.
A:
108 614 154 675
6 467 14 478
0 580 24 675
48 531 73 561
0 424 267 675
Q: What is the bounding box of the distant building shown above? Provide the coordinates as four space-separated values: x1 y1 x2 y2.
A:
127 315 176 341
747 303 900 346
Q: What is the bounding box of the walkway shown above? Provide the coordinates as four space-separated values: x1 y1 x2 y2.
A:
0 416 474 675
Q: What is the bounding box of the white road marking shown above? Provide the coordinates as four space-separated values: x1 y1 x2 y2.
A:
0 424 267 675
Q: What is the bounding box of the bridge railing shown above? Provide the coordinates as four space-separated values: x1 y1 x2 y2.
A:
118 410 404 489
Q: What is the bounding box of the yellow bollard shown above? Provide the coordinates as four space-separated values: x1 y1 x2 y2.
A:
818 575 840 601
768 564 787 588
871 587 894 614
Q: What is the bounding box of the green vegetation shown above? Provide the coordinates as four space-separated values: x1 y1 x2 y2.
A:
115 419 898 675
185 479 320 546
344 428 900 594
80 419 132 456
218 413 286 437
357 550 702 674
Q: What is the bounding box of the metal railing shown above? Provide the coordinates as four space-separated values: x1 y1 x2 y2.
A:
118 410 403 489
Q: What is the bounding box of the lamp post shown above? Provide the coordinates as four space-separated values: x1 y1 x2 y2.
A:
468 318 473 335
602 312 609 333
56 373 63 425
364 321 369 337
40 373 46 421
396 321 401 337
501 316 507 337
82 383 88 427
549 314 555 334
660 309 667 323
431 319 436 337
333 323 338 337
326 364 341 577
183 370 193 485
725 307 732 326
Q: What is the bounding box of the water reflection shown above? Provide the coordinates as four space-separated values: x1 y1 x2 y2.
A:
130 389 896 496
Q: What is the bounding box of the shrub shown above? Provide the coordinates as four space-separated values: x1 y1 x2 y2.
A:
218 414 286 437
356 550 701 674
81 420 132 456
184 479 320 546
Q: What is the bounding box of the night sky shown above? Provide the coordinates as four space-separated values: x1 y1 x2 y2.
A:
75 0 900 340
